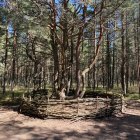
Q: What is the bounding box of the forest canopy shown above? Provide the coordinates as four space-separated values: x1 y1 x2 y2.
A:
0 0 140 99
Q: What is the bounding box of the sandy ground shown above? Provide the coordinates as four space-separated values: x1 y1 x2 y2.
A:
0 100 140 140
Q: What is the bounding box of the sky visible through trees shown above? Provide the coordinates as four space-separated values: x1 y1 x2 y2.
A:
0 1 140 140
0 0 140 99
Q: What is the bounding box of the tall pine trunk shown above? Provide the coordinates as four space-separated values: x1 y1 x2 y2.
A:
2 23 8 95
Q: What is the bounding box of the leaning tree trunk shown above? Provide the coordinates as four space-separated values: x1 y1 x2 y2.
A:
80 10 104 98
75 5 87 97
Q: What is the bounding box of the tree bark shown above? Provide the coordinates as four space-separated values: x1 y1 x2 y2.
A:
2 23 8 95
80 5 104 97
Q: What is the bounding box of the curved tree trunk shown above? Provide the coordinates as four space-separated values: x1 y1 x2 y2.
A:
80 11 104 98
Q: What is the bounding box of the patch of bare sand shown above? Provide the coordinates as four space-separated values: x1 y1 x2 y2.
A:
0 101 140 140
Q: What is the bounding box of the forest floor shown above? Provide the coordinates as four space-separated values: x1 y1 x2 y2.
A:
0 100 140 140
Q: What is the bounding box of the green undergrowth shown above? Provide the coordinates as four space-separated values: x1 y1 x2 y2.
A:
87 86 140 100
0 90 24 106
95 86 139 100
126 86 140 100
0 86 139 106
86 87 121 96
125 92 140 100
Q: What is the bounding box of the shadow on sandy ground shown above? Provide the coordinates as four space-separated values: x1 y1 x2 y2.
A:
0 111 140 140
